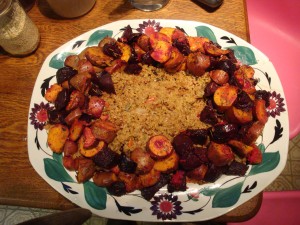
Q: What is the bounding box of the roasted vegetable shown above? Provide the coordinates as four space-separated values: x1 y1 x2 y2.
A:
47 124 69 153
130 147 154 175
147 135 174 159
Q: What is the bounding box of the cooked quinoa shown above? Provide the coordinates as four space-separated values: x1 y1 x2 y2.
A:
102 65 211 152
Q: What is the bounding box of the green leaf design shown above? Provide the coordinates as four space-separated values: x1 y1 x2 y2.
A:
258 143 266 153
44 158 74 183
52 152 63 164
86 30 113 46
212 181 243 208
83 181 107 210
200 186 220 196
195 26 217 43
49 52 73 69
227 46 257 65
248 151 280 176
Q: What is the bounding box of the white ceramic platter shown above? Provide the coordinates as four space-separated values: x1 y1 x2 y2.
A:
28 19 289 222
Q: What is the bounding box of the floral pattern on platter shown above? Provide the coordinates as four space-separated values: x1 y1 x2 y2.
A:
27 19 289 222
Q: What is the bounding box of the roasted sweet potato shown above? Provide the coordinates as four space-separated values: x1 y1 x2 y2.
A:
130 147 154 175
93 171 118 187
242 121 265 145
78 136 106 158
253 99 268 125
91 120 118 143
47 124 69 153
116 42 131 62
147 135 174 159
86 96 105 118
76 158 96 183
64 55 80 69
77 59 95 74
213 84 238 112
164 47 185 73
228 139 254 157
153 151 179 173
187 36 210 53
225 106 253 124
204 42 230 56
98 36 116 48
83 127 97 148
85 46 113 67
139 168 161 188
209 70 229 85
137 34 150 52
63 156 79 171
65 90 85 111
150 40 172 63
45 84 63 103
186 164 208 181
207 141 234 166
186 52 210 77
64 108 82 125
63 140 78 156
118 172 141 193
69 72 91 93
246 144 263 164
234 66 256 94
69 119 85 141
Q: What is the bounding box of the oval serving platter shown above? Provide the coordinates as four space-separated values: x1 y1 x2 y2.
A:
28 19 289 222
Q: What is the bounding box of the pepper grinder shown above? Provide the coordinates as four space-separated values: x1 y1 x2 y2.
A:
0 0 40 56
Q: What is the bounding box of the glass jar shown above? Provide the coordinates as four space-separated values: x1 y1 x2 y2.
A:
0 0 40 56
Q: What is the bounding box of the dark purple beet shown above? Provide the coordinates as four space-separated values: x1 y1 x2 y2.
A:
172 38 190 56
118 153 137 174
234 90 254 111
224 161 248 176
141 174 170 200
255 90 271 107
184 128 209 145
124 63 142 75
96 71 116 94
103 43 122 59
200 105 219 125
203 164 223 182
204 81 220 97
172 133 194 156
54 89 70 111
56 66 77 84
93 147 120 169
211 123 239 143
107 181 127 196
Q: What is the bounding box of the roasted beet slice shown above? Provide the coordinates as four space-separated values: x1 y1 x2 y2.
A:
54 89 70 111
141 174 170 201
204 81 220 97
224 161 248 176
203 164 224 182
124 63 142 75
200 105 219 125
118 153 137 174
255 90 271 107
172 133 194 156
234 90 254 111
96 71 116 94
47 108 68 124
107 181 127 196
167 170 187 193
211 123 239 143
56 66 77 84
93 147 120 169
184 128 209 145
103 43 122 59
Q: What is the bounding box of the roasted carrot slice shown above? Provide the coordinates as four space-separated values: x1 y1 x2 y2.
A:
213 84 238 112
147 135 174 159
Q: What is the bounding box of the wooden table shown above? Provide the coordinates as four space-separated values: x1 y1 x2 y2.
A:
0 0 261 222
